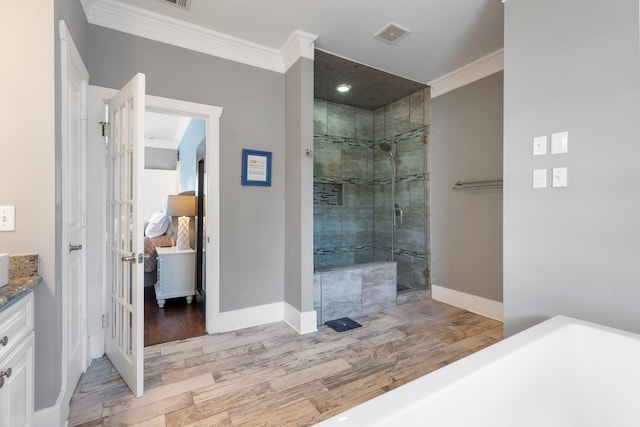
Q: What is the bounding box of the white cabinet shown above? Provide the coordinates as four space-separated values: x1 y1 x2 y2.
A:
154 247 196 308
0 292 34 427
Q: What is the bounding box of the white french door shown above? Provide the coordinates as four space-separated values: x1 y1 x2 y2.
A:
106 73 146 398
60 20 88 421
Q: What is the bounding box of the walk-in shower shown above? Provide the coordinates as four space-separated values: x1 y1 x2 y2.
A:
313 89 429 295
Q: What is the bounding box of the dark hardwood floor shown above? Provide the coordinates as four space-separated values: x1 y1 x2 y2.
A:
144 286 206 347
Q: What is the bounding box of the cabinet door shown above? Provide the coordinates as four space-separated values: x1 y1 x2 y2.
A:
0 332 34 427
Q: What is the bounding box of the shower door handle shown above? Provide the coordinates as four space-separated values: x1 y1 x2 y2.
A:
394 204 403 227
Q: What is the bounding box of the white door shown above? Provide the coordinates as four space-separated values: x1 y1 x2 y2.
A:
106 73 146 398
60 20 88 419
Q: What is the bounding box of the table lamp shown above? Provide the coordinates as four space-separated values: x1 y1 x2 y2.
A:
165 194 196 250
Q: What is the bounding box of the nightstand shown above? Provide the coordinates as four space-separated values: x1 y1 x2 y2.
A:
154 247 196 308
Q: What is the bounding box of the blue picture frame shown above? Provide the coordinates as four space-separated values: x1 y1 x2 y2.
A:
241 149 272 186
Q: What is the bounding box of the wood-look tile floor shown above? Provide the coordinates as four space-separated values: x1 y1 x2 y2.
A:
69 298 503 426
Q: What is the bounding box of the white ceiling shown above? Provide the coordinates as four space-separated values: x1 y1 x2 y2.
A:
101 0 504 84
90 0 504 140
144 111 190 149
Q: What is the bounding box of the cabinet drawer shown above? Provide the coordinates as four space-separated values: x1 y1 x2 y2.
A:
0 331 34 427
0 292 34 362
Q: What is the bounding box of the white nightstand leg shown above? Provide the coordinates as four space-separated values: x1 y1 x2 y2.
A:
186 296 193 304
157 299 165 308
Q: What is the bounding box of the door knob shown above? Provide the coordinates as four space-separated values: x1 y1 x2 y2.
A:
69 243 83 252
121 253 136 262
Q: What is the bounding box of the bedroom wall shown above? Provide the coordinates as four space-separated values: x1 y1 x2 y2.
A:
144 169 178 221
145 147 177 170
178 118 206 192
503 0 640 335
86 24 286 311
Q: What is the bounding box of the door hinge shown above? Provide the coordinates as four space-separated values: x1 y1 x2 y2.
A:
102 314 107 329
81 318 86 334
81 105 87 120
99 121 110 138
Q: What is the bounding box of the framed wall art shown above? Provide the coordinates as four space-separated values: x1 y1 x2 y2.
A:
241 149 272 186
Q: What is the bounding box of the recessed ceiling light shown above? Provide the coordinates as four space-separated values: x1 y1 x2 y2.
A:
336 84 351 93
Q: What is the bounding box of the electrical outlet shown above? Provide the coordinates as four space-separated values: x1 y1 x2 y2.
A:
0 206 15 231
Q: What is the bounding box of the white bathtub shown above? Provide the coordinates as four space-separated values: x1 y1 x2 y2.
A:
316 316 640 427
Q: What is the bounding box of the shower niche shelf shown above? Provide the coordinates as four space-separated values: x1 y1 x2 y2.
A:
313 182 344 206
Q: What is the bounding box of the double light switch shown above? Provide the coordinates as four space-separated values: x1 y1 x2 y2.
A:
532 132 568 189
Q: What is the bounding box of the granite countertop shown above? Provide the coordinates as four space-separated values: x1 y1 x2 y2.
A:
0 254 41 311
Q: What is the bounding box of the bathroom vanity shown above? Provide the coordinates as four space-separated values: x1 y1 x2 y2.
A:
0 293 34 427
0 255 41 427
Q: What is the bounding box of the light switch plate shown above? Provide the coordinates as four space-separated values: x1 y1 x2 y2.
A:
533 169 547 188
0 206 15 231
551 131 569 154
552 167 568 188
533 136 548 156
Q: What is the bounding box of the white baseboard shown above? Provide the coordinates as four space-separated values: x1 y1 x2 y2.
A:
283 302 317 335
33 390 68 427
431 285 503 321
211 301 318 335
89 333 104 360
213 302 285 333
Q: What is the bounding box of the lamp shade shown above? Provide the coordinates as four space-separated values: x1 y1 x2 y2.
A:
165 195 196 217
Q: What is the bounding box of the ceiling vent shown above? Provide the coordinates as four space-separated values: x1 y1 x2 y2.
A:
374 22 411 45
161 0 191 9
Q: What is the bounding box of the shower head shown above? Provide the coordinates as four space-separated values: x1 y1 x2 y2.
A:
379 142 394 158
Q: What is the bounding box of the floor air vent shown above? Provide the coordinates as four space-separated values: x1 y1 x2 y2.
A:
325 317 362 332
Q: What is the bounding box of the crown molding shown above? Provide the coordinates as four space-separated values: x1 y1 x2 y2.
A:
82 0 295 73
281 30 318 72
429 48 504 98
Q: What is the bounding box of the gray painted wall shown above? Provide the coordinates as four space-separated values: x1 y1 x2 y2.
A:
503 0 640 335
431 72 503 302
284 60 303 311
284 58 315 313
87 25 286 311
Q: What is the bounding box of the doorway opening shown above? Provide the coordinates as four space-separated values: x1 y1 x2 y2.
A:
143 111 207 346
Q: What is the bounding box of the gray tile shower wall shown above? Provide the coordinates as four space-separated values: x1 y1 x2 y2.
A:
314 90 428 294
314 261 397 324
314 98 375 270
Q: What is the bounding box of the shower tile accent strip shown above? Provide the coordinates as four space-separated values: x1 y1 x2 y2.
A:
314 182 344 206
